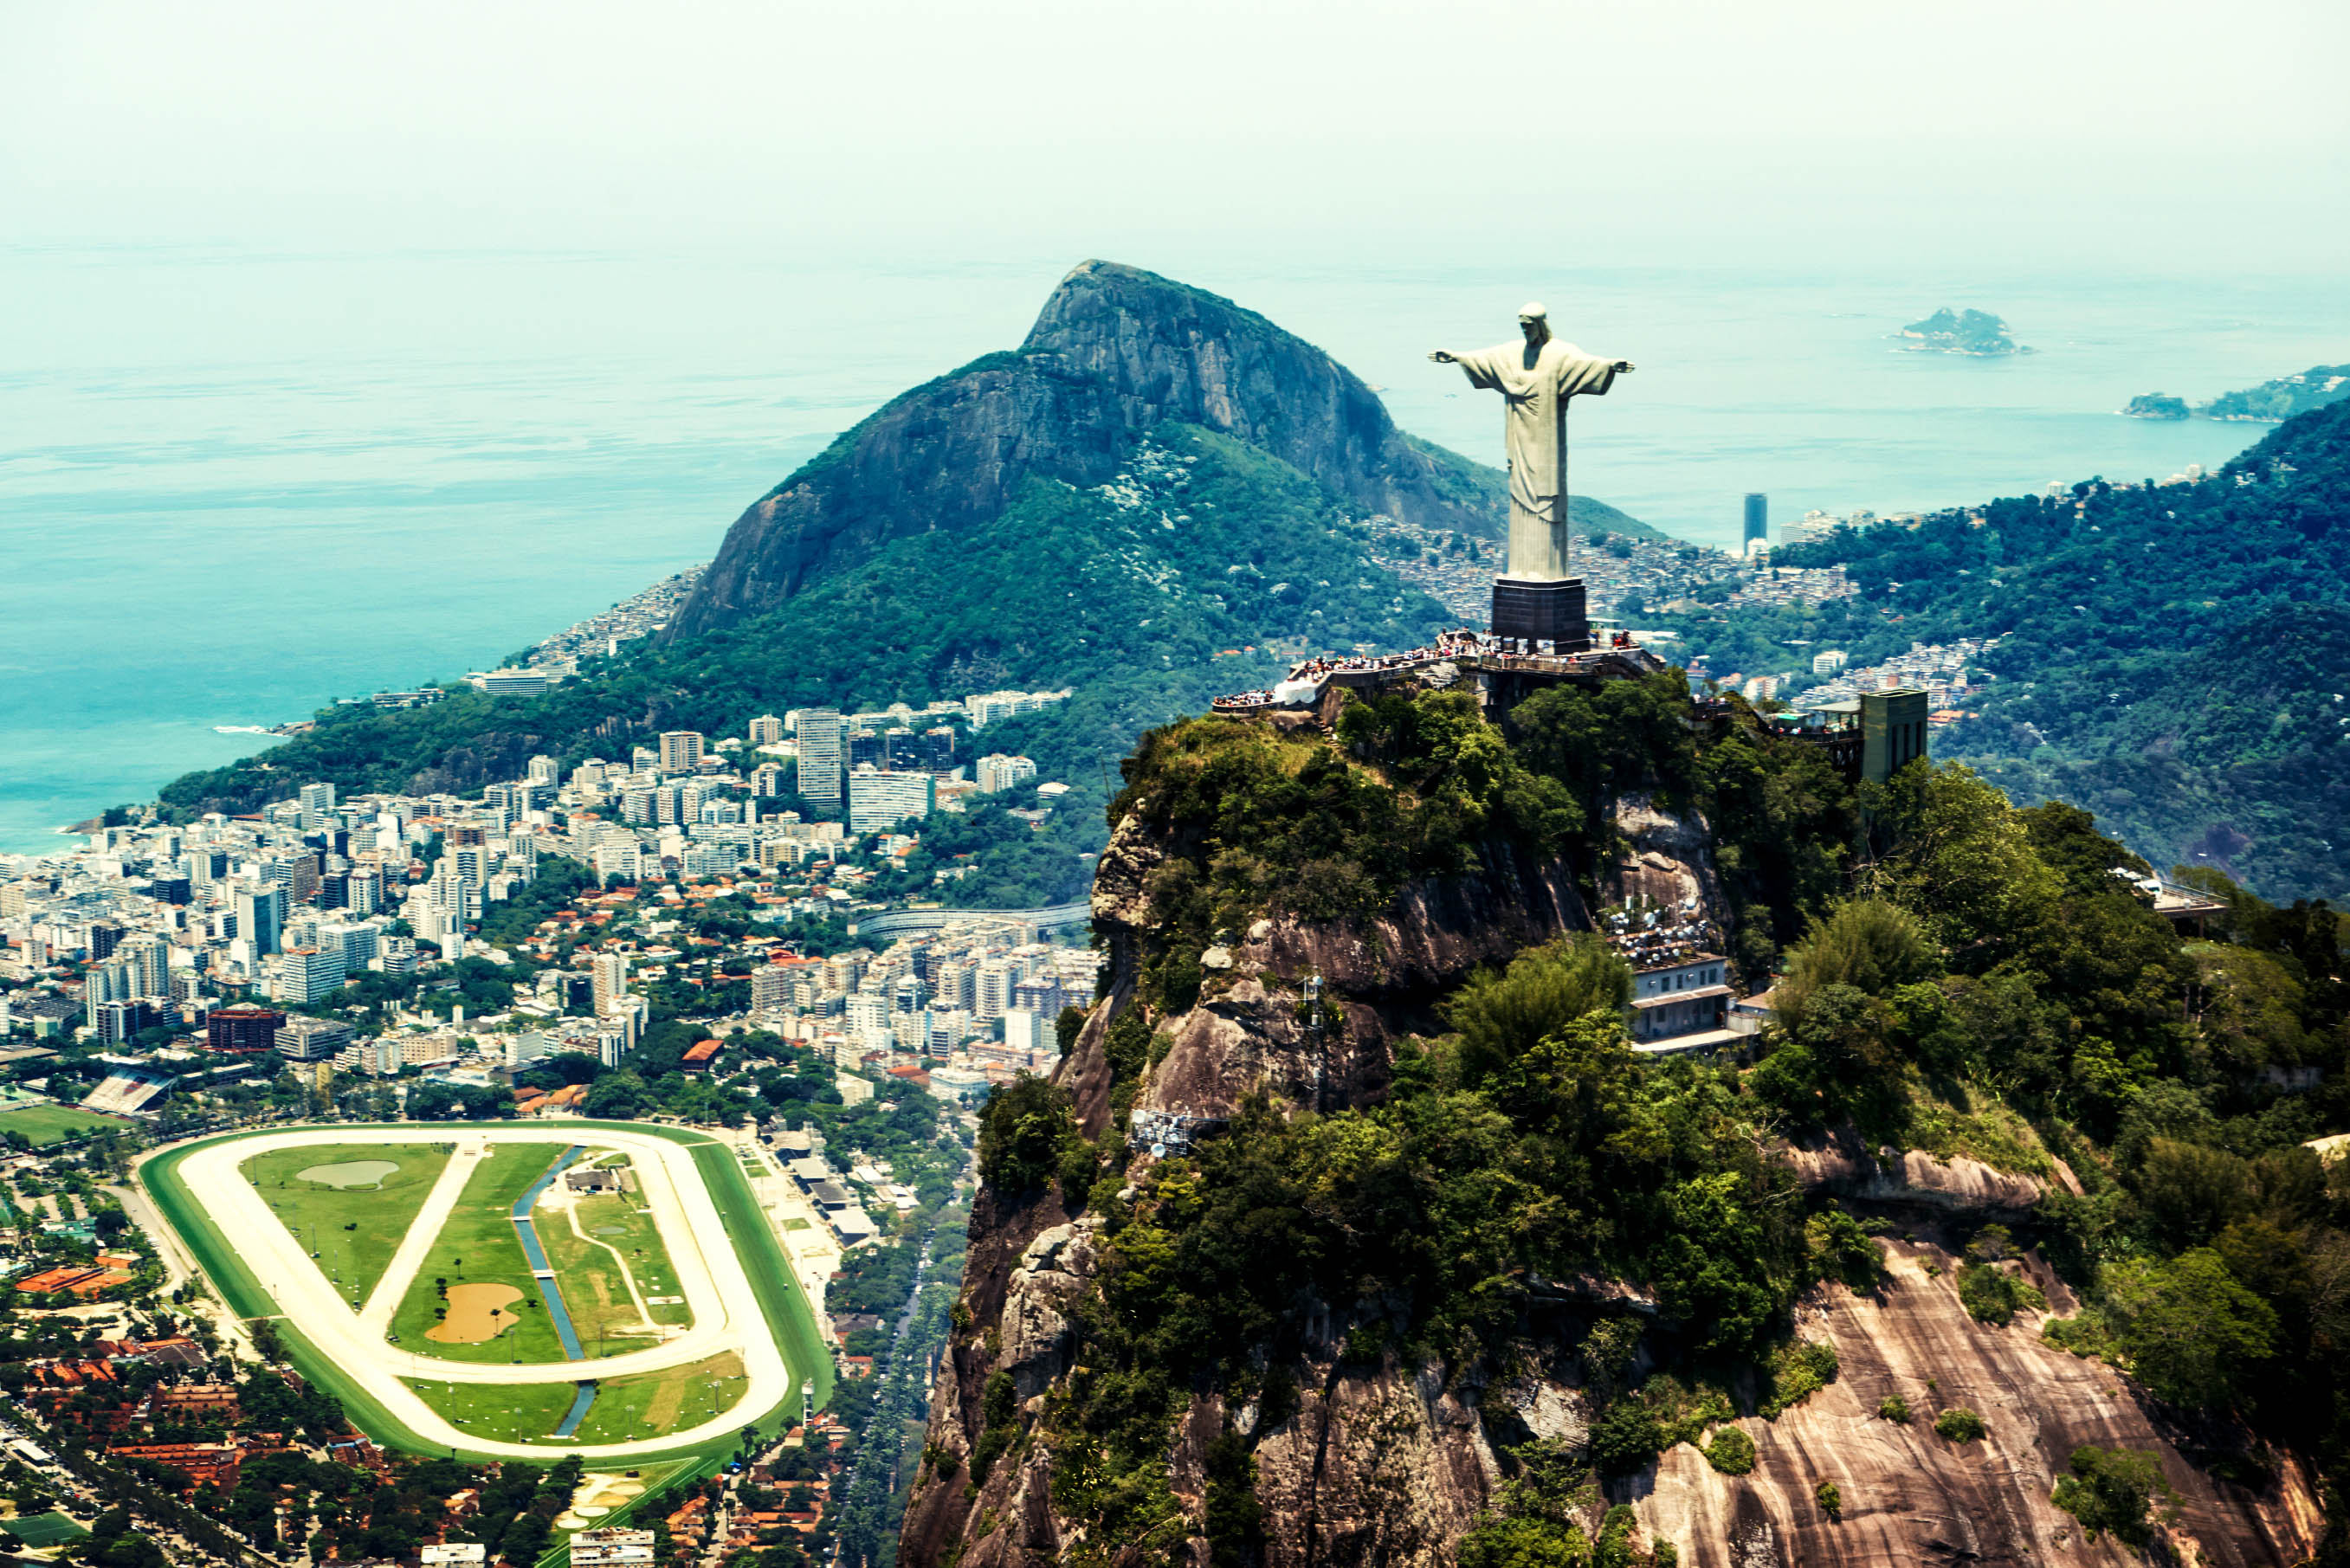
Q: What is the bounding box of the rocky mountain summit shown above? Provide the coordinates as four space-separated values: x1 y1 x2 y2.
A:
671 261 1505 639
901 683 2337 1568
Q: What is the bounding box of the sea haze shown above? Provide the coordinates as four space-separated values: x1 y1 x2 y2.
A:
3 244 2345 852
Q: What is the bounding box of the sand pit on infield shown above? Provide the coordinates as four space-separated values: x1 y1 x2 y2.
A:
295 1159 401 1189
429 1282 525 1343
557 1474 648 1529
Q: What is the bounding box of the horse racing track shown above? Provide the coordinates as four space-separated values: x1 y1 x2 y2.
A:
138 1122 829 1464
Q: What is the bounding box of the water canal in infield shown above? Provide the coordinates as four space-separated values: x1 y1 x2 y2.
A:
552 1380 599 1439
510 1145 601 1433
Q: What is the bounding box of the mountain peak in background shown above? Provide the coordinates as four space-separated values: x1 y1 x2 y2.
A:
670 261 1505 637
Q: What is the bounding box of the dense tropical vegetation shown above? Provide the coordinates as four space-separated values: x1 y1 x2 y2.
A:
965 681 2347 1565
1656 399 2350 898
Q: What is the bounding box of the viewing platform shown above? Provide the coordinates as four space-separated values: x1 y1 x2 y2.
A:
1211 629 1670 720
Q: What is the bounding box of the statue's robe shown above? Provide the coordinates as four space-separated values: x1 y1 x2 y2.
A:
1449 337 1618 580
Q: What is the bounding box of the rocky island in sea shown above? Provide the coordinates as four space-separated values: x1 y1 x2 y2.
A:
2121 391 2190 419
1893 306 2029 355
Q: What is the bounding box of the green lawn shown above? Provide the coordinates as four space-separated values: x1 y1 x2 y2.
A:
539 1184 694 1354
140 1121 827 1478
6 1511 87 1546
0 1106 127 1147
387 1145 576 1365
564 1352 746 1446
397 1378 577 1444
401 1351 748 1447
240 1142 455 1308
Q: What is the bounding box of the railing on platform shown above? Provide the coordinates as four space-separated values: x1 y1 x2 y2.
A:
1210 632 1665 713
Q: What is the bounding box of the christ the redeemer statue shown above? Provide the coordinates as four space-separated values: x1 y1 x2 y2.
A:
1431 303 1634 584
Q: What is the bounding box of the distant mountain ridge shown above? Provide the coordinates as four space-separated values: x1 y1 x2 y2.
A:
674 261 1628 637
2123 365 2350 426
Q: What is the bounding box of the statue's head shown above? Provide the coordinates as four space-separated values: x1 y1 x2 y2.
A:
1518 303 1552 346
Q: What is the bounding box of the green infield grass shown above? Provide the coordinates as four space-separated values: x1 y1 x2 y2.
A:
0 1106 128 1146
240 1141 455 1308
389 1145 576 1365
139 1122 828 1475
565 1351 747 1446
538 1182 694 1353
403 1350 748 1447
398 1378 576 1443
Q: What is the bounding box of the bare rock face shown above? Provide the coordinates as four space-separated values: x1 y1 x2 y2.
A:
1780 1126 2082 1214
1127 827 1594 1120
1254 1359 1495 1567
1604 792 1733 929
997 1223 1092 1398
670 260 1496 637
898 1185 1085 1568
1635 1241 2319 1567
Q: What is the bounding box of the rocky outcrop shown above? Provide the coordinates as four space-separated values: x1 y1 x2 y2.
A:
1089 803 1596 1126
906 779 2316 1568
671 261 1502 637
1253 1358 1495 1565
1639 1239 2318 1566
1780 1126 2083 1215
1604 793 1732 923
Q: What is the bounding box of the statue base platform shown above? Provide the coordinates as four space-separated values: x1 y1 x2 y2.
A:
1489 576 1591 651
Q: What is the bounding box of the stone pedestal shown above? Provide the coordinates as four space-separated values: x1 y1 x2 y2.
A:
1489 576 1591 650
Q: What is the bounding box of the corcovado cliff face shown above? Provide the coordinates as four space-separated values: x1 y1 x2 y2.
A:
895 686 2328 1568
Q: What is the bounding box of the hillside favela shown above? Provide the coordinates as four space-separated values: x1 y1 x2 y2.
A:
2 8 2347 1568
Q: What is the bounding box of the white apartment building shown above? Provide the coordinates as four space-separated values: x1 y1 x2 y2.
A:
975 754 1037 794
848 767 936 833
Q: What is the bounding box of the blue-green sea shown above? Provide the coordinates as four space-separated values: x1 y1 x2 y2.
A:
5 244 2345 851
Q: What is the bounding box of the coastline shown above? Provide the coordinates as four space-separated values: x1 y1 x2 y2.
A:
16 567 705 857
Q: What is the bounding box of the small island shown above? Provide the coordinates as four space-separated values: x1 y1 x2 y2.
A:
1895 307 2030 356
2122 392 2190 420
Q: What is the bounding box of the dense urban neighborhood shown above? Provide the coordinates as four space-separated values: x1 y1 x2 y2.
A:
0 668 1114 1566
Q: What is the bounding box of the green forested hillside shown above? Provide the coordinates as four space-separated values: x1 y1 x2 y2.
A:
1660 402 2350 897
975 684 2350 1565
2203 363 2350 422
158 423 1449 829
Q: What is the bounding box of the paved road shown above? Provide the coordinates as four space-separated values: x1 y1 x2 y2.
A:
143 1125 792 1460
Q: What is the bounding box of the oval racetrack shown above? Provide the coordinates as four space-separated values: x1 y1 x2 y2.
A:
161 1125 792 1460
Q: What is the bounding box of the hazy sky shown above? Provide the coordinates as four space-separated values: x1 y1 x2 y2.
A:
5 0 2347 268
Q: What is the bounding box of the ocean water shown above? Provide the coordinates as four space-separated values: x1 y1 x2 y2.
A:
4 244 2345 853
